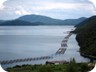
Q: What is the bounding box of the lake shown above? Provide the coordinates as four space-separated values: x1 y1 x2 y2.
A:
0 26 90 69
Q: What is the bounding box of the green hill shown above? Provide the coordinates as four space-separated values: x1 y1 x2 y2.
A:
0 14 86 26
74 16 96 60
0 20 43 26
0 20 5 24
18 14 86 25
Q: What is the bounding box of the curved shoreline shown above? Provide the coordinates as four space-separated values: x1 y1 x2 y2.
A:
80 53 96 61
75 34 96 62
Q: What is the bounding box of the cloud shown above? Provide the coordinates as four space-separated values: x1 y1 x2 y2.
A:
44 2 91 10
87 0 96 15
32 2 96 15
32 2 80 10
89 0 96 7
15 6 31 15
0 0 96 20
0 0 7 10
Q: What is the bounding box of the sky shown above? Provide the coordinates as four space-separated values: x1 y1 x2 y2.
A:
0 0 96 20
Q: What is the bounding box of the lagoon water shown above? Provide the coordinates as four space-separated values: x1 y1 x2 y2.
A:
0 26 90 69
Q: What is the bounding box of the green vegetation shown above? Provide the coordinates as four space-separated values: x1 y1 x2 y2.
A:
0 20 42 26
0 20 5 24
7 62 92 72
0 15 86 26
73 16 96 60
18 14 86 25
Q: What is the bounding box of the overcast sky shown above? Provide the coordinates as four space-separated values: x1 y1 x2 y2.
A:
0 0 96 20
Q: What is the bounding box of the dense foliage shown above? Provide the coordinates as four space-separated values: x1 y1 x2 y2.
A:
73 16 96 59
7 62 91 72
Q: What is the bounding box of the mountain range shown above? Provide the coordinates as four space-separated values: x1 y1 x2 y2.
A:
0 14 86 26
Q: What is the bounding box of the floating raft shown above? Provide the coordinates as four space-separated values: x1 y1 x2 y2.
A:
0 56 53 65
0 32 72 65
55 48 67 54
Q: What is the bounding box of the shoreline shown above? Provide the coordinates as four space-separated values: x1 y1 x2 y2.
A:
80 53 96 62
73 32 96 62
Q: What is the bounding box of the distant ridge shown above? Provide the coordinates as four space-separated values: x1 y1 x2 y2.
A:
18 14 62 25
0 20 43 26
18 14 86 25
0 20 5 24
0 14 86 26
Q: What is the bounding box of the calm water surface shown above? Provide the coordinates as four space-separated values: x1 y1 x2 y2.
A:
0 26 90 69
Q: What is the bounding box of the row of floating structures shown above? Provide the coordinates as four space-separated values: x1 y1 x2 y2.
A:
50 30 74 64
0 32 72 65
0 56 53 65
55 32 72 55
55 47 67 55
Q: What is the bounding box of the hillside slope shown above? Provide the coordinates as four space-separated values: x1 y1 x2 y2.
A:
74 16 96 60
0 20 43 26
0 20 5 24
18 14 86 25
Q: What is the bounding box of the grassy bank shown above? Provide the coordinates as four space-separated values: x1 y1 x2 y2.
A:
6 61 94 72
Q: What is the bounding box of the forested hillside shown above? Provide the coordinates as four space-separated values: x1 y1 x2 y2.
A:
74 16 96 60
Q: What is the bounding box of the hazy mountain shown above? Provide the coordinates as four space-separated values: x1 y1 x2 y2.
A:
18 14 86 25
0 20 5 24
62 17 86 25
0 14 86 26
18 14 62 25
0 20 43 26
